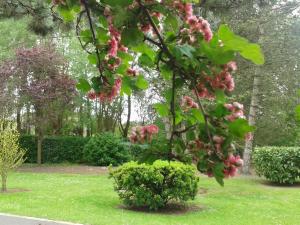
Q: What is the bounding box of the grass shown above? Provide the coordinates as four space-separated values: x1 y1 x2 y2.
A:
0 172 299 225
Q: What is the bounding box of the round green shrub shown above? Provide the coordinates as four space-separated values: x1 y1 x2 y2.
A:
253 147 300 184
109 160 199 210
83 132 130 166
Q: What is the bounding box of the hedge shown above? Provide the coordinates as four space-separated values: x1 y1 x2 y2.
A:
110 160 199 210
19 135 90 163
253 147 300 184
83 133 131 166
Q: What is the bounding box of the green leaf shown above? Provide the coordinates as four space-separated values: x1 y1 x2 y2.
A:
228 118 255 138
118 51 133 64
215 90 226 104
97 28 109 44
295 105 300 122
102 0 134 7
213 163 225 186
132 43 156 61
115 64 128 75
174 44 195 59
218 24 264 65
164 14 179 32
121 76 132 95
240 44 265 65
200 41 235 65
191 109 204 123
163 89 173 103
57 5 74 22
175 111 183 125
98 15 108 29
135 75 149 90
153 103 169 117
121 27 144 47
160 64 172 80
139 54 154 67
80 29 93 43
212 104 228 118
87 54 98 65
76 78 91 92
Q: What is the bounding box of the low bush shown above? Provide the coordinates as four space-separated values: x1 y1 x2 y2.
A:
83 132 130 166
110 160 199 210
253 147 300 184
19 135 90 163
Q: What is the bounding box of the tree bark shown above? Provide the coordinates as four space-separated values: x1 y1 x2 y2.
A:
1 172 7 192
122 95 131 138
242 74 260 174
16 107 21 133
37 132 43 165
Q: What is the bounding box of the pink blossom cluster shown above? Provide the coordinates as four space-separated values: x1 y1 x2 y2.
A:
188 135 224 155
223 155 243 177
213 135 224 152
210 70 235 92
194 80 215 100
104 7 128 70
87 78 122 102
129 125 159 143
181 96 198 111
224 102 245 121
171 1 213 42
195 61 237 100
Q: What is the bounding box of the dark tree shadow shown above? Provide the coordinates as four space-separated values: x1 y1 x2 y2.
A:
118 202 206 215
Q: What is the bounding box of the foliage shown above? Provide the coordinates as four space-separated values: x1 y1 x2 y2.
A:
19 135 90 163
52 0 264 185
110 160 199 210
0 121 25 192
83 132 130 166
0 44 77 163
253 147 300 184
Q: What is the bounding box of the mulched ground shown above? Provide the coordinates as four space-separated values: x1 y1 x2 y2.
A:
118 202 205 215
17 164 109 175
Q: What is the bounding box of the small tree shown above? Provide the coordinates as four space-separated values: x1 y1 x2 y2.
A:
0 121 25 192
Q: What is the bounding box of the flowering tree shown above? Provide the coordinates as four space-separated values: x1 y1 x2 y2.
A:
52 0 264 185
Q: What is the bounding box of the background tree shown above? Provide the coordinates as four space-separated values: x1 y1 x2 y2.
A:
0 120 25 192
0 44 77 164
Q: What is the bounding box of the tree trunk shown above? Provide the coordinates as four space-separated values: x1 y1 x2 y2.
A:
122 95 131 138
242 75 260 174
162 117 172 139
37 133 43 165
26 104 31 134
16 107 21 133
1 172 7 192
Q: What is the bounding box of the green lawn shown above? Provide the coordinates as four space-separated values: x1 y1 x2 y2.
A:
0 172 299 225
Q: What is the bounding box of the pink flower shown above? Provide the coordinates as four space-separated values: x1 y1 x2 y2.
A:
145 124 159 134
184 3 193 18
119 45 128 53
87 91 96 100
224 102 245 121
97 78 122 102
226 61 237 72
129 124 159 144
108 38 118 57
181 96 199 111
